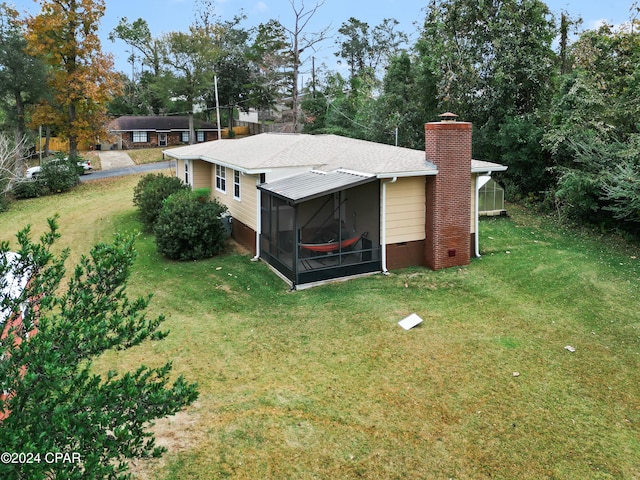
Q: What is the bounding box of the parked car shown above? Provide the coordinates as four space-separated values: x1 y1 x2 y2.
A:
25 158 92 180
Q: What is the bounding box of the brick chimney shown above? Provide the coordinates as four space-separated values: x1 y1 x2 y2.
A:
424 113 472 270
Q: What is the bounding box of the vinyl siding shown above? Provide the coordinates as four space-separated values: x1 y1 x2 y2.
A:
385 177 426 244
192 160 212 190
231 173 258 230
176 159 185 183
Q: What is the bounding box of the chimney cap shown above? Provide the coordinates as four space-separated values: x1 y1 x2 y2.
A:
439 112 459 122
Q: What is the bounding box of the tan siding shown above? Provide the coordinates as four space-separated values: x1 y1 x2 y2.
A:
208 166 258 231
192 160 212 190
231 173 258 230
385 177 425 244
176 159 185 183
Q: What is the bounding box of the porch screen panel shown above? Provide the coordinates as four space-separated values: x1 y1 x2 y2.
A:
260 193 295 279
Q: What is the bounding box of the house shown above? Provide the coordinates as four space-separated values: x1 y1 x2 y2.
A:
164 114 507 289
105 116 219 150
1 251 38 421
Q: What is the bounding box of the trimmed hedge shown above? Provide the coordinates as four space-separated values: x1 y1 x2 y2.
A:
154 189 228 261
133 173 188 231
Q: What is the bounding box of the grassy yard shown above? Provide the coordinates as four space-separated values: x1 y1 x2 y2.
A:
1 176 639 479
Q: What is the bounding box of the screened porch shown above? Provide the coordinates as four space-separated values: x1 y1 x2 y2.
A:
258 170 382 288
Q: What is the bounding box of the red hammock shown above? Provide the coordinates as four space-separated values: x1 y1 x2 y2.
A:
300 235 362 253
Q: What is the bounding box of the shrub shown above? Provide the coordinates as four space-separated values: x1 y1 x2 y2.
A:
39 157 80 193
133 173 188 231
12 179 47 199
154 190 228 261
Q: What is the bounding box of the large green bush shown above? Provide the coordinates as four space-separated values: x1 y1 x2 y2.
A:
12 178 47 199
40 157 80 193
133 173 188 231
154 190 228 261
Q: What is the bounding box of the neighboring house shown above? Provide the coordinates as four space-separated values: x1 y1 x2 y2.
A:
1 252 38 421
164 115 507 289
106 116 219 150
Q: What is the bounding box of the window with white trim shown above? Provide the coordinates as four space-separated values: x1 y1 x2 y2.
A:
132 131 147 143
181 131 189 143
234 170 241 200
216 165 226 192
184 160 190 185
197 131 205 142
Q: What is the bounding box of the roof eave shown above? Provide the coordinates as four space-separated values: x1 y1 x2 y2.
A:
472 166 508 173
377 170 438 179
162 150 271 175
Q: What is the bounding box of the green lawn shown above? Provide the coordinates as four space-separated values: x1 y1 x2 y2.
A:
1 176 639 479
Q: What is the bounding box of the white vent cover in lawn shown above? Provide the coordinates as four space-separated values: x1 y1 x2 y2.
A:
398 313 423 330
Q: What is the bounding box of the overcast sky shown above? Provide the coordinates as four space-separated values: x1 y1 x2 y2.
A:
14 0 638 74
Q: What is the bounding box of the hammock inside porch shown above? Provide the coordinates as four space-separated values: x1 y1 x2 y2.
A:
300 233 365 253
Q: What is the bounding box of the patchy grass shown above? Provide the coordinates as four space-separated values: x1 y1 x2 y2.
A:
1 187 639 479
127 147 178 165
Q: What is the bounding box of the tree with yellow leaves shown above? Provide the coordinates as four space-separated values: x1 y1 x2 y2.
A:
25 0 121 158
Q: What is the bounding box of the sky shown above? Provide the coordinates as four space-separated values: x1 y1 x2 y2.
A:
13 0 639 75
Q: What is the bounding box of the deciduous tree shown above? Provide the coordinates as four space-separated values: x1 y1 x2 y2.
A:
0 3 46 146
25 0 122 158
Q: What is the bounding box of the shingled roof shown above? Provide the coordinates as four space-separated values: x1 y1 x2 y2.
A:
165 132 507 178
108 116 218 132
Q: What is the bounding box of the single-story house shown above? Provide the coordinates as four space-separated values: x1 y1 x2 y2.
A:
106 116 219 150
164 115 507 289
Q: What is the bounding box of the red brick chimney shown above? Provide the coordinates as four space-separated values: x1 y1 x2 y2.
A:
424 113 472 270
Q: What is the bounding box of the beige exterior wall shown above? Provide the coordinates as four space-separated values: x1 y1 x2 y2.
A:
192 161 212 190
176 159 186 183
384 177 426 244
231 173 258 231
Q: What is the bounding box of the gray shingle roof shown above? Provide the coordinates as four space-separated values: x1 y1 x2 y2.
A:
164 132 507 177
165 133 438 176
109 116 218 132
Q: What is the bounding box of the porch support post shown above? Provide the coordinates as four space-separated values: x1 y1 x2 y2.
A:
253 177 261 261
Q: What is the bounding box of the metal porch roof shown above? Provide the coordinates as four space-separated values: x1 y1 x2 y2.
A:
258 169 377 204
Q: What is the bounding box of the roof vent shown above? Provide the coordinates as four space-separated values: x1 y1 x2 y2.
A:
439 112 458 122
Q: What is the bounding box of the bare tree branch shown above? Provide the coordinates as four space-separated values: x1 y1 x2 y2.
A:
0 133 29 195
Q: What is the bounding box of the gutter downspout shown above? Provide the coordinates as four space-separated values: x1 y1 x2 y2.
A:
381 177 397 274
475 174 492 258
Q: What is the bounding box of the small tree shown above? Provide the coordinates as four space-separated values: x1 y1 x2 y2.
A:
0 133 29 207
154 189 228 261
0 217 198 479
133 173 188 231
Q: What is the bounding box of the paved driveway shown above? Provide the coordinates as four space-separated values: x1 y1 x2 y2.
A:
97 151 135 170
78 151 176 181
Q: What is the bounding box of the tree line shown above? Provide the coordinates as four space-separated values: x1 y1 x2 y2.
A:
1 0 639 236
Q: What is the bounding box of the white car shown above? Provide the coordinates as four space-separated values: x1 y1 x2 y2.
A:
26 158 92 179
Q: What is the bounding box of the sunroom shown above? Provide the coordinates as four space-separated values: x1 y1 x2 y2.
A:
258 169 382 288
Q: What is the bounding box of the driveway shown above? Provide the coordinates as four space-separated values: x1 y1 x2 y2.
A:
97 150 135 170
80 155 176 182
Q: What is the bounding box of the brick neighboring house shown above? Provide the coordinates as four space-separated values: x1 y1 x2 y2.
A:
106 116 219 150
165 114 508 289
1 252 38 421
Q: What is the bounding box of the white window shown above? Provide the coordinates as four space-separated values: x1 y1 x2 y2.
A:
234 170 241 200
181 131 190 143
184 160 190 185
197 131 205 142
216 165 226 193
132 131 147 143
